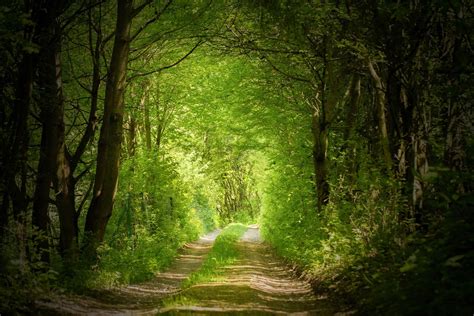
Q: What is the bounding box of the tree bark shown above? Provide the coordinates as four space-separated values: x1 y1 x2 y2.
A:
367 60 392 171
311 108 330 210
127 114 137 156
31 2 64 263
1 2 36 238
343 74 361 143
4 53 33 221
83 0 134 255
54 136 78 258
139 82 152 151
54 6 102 259
311 38 338 210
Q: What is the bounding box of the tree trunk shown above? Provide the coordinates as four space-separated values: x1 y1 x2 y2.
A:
367 60 392 171
413 134 428 210
311 109 330 210
54 8 102 259
83 0 134 255
311 39 338 210
127 114 137 156
32 19 63 263
139 82 152 151
1 3 36 237
54 146 78 258
3 53 33 227
156 123 164 152
342 74 361 185
343 74 361 143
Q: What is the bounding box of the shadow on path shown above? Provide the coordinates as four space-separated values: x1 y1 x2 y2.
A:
160 226 336 315
37 230 221 315
38 227 346 315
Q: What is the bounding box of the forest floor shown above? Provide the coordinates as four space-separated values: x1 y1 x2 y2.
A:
37 226 348 315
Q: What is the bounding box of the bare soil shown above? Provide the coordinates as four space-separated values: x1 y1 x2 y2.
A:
36 230 220 315
37 227 347 315
160 226 337 315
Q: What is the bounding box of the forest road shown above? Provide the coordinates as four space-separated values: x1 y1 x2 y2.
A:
36 230 221 315
159 225 340 315
38 227 349 315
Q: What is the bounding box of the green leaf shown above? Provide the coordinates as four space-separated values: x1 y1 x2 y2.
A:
444 255 464 267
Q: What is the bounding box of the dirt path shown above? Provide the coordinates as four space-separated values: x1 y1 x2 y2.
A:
38 227 341 315
160 226 336 315
37 230 221 315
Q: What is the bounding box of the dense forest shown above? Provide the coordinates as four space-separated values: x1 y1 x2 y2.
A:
0 0 473 314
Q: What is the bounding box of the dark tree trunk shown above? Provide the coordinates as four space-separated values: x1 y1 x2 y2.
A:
83 0 134 256
54 6 102 260
367 60 392 172
311 40 337 211
8 54 34 218
311 109 330 210
54 147 79 259
32 2 64 263
343 74 361 143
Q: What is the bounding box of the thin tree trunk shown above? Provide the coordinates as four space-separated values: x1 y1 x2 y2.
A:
311 39 337 210
156 123 164 152
83 0 134 256
54 7 102 259
5 54 33 221
139 82 152 151
54 139 78 258
127 114 137 156
2 11 36 230
32 15 63 263
367 60 392 171
413 135 428 210
343 74 361 142
311 109 330 210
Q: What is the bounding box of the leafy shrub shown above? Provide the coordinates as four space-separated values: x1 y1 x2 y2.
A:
0 225 57 314
58 151 205 292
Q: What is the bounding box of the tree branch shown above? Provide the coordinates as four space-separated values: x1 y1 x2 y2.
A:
128 39 204 80
130 0 174 41
264 56 310 83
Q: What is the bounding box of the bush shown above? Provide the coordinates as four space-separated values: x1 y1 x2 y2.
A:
58 151 205 293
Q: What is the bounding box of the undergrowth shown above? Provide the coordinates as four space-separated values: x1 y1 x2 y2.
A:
261 140 474 315
55 153 205 294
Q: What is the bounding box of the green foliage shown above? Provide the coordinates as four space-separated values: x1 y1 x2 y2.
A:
191 192 218 232
111 151 203 242
57 151 205 292
183 223 247 287
104 151 202 284
159 53 269 225
260 153 323 267
0 226 57 314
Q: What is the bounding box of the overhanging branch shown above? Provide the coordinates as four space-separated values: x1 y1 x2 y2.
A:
128 39 204 80
264 57 310 83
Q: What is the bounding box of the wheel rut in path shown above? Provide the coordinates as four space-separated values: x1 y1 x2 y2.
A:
37 230 221 315
160 226 336 315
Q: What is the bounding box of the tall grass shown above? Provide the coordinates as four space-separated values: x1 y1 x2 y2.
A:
183 223 247 287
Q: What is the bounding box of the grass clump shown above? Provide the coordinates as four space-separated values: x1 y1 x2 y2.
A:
183 223 247 288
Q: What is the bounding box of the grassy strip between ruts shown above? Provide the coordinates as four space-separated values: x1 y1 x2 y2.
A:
182 223 247 288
